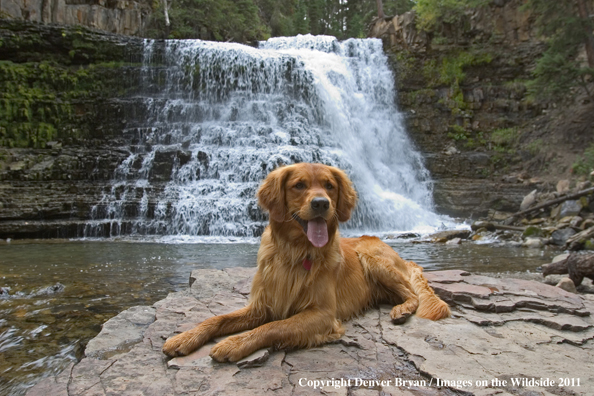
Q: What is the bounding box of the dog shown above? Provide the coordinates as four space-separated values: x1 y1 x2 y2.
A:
163 163 450 362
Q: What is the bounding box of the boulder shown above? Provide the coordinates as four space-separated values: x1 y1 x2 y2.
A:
27 268 594 396
559 200 583 218
427 229 471 242
519 189 537 211
556 179 570 193
522 237 544 248
551 228 577 246
556 277 577 294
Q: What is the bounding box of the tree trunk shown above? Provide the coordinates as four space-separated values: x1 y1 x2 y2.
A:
163 0 171 27
576 0 594 68
376 0 385 19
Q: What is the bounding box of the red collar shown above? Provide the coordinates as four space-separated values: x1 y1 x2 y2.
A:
302 257 312 271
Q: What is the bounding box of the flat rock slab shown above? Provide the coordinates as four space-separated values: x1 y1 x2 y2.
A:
27 268 594 396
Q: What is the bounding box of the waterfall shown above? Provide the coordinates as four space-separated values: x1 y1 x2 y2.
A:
83 34 445 239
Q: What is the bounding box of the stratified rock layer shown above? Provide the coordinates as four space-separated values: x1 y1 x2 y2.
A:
26 268 594 396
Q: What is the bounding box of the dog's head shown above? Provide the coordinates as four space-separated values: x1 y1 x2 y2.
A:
257 163 357 248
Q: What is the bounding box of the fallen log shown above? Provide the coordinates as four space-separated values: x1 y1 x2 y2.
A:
507 186 594 221
564 226 594 251
471 221 525 232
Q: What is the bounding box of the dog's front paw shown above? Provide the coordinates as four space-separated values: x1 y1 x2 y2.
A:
209 334 254 363
162 330 207 357
390 306 412 324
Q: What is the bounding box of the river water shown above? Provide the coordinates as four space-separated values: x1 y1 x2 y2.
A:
0 238 555 395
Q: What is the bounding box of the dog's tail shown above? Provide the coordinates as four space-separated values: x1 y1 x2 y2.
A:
410 266 450 320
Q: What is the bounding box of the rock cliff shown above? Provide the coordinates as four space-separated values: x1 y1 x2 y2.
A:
1 0 151 36
0 20 146 238
370 0 593 218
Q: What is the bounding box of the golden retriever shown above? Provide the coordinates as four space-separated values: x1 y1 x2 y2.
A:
163 163 450 362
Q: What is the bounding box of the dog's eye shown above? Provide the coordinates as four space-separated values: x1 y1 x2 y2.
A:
325 182 334 190
294 182 306 190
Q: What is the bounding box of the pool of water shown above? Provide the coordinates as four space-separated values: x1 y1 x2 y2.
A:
0 239 556 395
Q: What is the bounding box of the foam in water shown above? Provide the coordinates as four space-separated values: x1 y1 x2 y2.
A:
84 34 448 238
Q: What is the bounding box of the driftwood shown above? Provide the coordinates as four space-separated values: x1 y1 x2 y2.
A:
567 252 594 286
542 252 594 286
564 226 594 251
507 186 594 220
471 221 525 232
542 259 569 276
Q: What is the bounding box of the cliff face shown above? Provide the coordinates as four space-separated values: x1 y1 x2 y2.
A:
1 0 151 35
370 0 557 218
0 20 146 238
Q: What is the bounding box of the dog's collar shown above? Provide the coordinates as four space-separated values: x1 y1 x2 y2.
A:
302 256 312 271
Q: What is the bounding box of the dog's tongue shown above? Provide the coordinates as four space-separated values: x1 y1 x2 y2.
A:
307 218 328 248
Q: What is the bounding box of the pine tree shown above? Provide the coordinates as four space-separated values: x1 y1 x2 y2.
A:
526 0 594 101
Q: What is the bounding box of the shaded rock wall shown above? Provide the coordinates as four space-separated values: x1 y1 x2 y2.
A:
1 0 151 35
370 0 548 217
0 20 147 238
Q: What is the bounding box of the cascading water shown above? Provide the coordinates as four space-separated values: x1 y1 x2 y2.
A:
83 34 446 239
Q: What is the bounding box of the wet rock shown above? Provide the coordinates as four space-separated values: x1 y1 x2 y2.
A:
522 237 544 248
559 200 583 218
427 229 471 242
28 268 594 396
470 221 495 231
557 278 577 294
551 228 577 246
30 283 65 296
445 237 461 245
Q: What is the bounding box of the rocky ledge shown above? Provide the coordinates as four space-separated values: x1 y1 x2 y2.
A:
27 267 594 396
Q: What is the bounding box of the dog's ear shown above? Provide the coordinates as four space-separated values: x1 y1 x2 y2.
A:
257 166 292 222
331 167 357 222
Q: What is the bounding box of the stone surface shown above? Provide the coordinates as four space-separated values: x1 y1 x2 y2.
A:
85 305 156 359
519 189 537 211
427 229 471 242
1 0 151 36
559 200 583 219
551 227 577 246
28 268 594 396
557 278 578 294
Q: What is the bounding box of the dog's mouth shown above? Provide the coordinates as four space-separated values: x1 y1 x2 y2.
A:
294 215 328 248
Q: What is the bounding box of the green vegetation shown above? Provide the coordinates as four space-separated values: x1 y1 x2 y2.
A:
491 127 518 152
572 143 594 176
423 51 493 89
147 0 415 41
148 0 268 41
0 60 132 148
526 139 544 156
523 0 594 101
413 0 488 31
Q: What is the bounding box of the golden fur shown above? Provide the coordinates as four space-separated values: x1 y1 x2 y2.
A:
162 163 450 362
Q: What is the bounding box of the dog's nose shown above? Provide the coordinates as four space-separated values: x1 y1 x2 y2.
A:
311 197 330 213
